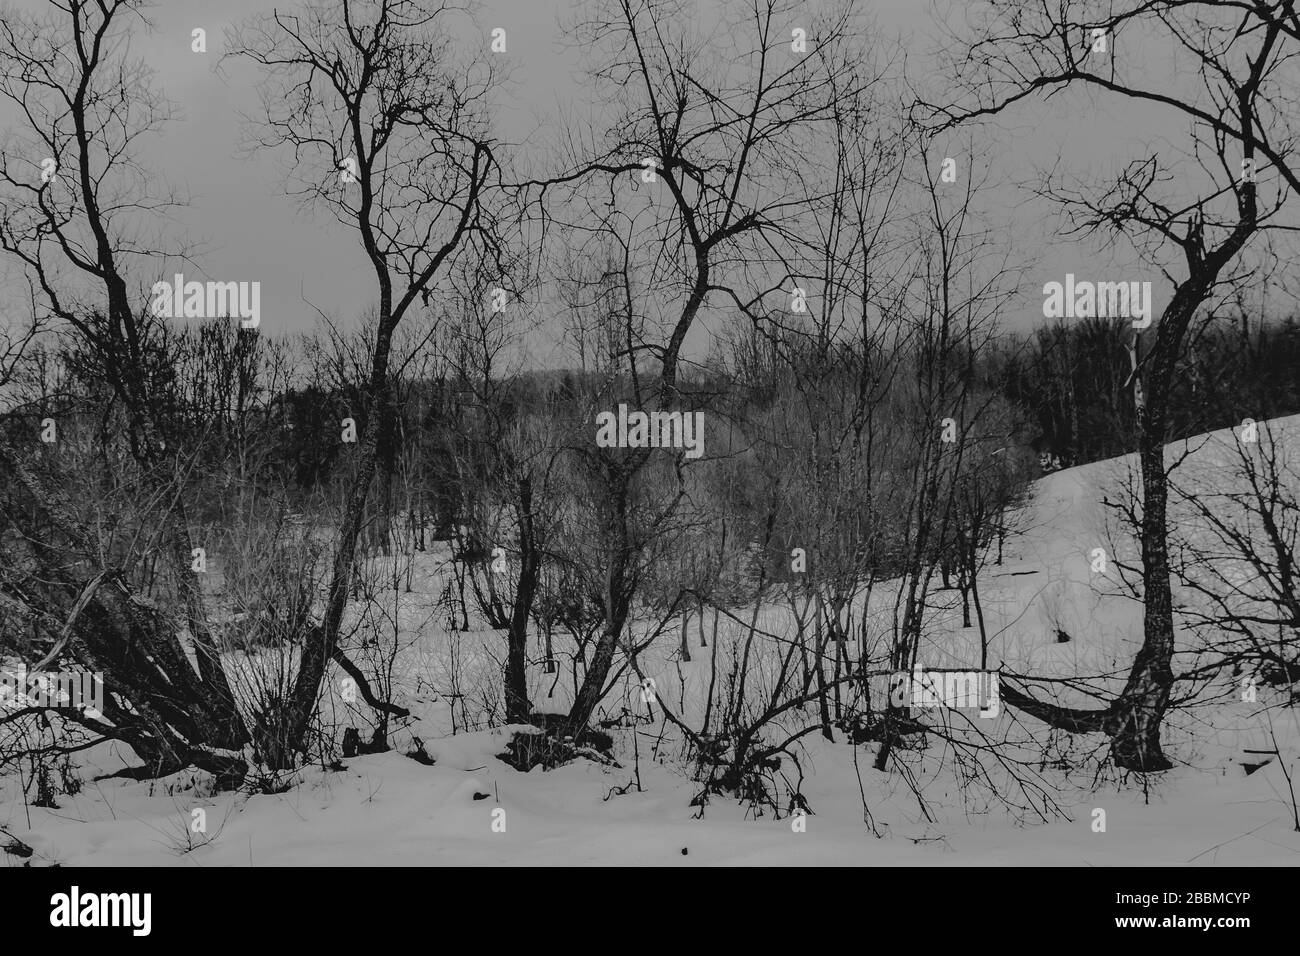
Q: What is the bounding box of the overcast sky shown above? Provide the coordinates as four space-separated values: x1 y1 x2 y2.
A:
4 0 1288 367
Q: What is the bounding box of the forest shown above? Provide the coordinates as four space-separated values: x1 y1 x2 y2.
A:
0 0 1298 869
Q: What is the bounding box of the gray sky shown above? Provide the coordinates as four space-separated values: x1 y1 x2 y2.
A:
4 0 1291 365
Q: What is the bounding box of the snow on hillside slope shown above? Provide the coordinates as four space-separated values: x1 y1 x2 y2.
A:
3 418 1299 865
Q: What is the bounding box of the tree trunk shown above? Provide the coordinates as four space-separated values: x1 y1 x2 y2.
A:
565 490 633 732
1108 272 1227 771
814 592 833 740
566 611 629 733
282 325 397 762
1108 351 1180 771
505 476 538 723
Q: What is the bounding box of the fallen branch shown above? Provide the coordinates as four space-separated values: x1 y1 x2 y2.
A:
331 645 411 719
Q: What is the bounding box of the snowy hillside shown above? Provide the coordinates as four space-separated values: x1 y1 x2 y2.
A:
4 417 1298 866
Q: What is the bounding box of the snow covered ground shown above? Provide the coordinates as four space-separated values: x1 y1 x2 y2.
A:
4 418 1299 866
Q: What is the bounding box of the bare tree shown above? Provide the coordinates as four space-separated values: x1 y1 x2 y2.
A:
0 0 249 782
442 257 563 723
929 0 1300 770
1171 419 1300 690
228 0 503 763
526 0 874 735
